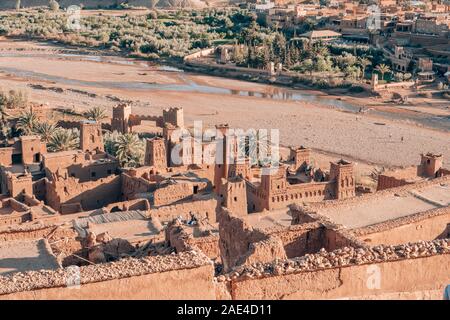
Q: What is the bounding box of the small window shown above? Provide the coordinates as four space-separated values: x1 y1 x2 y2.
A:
234 197 237 202
91 172 96 178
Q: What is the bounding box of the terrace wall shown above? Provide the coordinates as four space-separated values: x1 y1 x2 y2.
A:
352 206 450 246
219 240 450 300
228 253 449 299
0 252 215 300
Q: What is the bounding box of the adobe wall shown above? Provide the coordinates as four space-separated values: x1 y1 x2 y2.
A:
377 174 415 191
121 173 155 201
247 180 335 212
153 183 193 207
165 221 220 260
251 212 366 259
149 197 218 223
0 223 75 242
0 251 216 300
45 175 122 213
304 175 450 211
218 239 450 300
218 209 286 272
351 206 450 246
0 148 13 167
129 114 164 128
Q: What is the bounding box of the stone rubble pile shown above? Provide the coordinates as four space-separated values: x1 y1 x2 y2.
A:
215 239 450 282
0 250 210 295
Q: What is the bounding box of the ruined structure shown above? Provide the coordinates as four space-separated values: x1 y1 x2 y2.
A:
0 101 447 300
377 153 449 191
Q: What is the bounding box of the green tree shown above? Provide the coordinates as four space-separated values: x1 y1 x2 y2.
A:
357 57 371 80
114 133 144 168
300 59 314 75
0 102 11 141
49 0 59 11
375 63 391 81
271 33 286 64
84 106 108 122
35 121 57 143
48 128 79 152
16 108 39 135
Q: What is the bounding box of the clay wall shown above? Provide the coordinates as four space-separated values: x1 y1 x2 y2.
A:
218 239 450 300
20 136 46 164
165 220 221 261
218 209 286 272
0 148 13 167
0 251 216 300
0 223 75 242
377 174 415 191
149 197 218 223
6 172 33 198
129 114 164 128
102 198 150 213
45 175 122 213
32 178 47 201
352 206 450 246
121 172 156 201
247 180 335 212
153 183 193 207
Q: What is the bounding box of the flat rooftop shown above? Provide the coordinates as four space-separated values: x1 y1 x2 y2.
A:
244 208 292 230
73 210 162 244
90 219 161 244
0 239 59 276
318 182 450 229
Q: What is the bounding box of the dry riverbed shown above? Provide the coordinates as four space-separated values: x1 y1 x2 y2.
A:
0 37 449 169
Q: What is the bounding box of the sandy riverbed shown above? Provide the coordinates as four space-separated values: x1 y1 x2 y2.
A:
0 38 449 168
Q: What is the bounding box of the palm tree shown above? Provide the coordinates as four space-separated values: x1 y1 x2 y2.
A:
104 130 120 156
48 128 79 152
84 106 108 122
357 57 371 81
16 108 39 135
311 43 329 58
114 133 144 168
375 64 391 81
0 100 10 123
35 121 57 143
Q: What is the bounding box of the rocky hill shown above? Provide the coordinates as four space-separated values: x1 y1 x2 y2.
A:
0 0 224 10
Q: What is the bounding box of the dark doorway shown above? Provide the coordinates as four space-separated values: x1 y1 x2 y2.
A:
12 154 22 164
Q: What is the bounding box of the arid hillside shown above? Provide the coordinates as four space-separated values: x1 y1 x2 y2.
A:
0 0 224 9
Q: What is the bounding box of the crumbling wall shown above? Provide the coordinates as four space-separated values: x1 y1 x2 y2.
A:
153 183 193 207
0 148 13 167
149 197 218 223
218 209 286 272
217 239 450 300
165 220 220 261
102 199 150 213
0 251 215 300
121 173 155 201
45 175 122 213
377 174 415 191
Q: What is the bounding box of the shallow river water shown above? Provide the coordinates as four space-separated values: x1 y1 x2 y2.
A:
0 51 449 132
